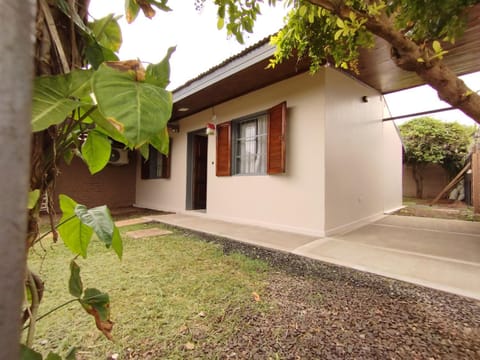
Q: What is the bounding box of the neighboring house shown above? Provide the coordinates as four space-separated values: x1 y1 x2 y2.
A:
134 38 404 237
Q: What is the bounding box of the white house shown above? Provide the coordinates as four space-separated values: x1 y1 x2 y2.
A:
134 37 404 237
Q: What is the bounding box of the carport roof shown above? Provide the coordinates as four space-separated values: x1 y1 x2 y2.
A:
171 5 480 122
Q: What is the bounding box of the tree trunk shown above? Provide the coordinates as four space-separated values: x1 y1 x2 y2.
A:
21 0 90 345
0 1 36 358
411 164 424 199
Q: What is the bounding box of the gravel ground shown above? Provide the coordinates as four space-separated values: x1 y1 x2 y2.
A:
163 228 480 360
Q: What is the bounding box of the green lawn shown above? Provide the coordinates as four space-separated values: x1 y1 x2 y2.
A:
27 222 269 359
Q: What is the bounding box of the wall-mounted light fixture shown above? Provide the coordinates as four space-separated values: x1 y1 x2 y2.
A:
167 122 180 133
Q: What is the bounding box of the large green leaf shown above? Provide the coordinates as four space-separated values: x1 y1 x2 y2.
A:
89 14 122 52
85 106 130 146
81 131 112 174
58 195 122 259
92 64 172 146
85 40 119 69
150 127 170 155
69 260 83 298
20 344 42 360
74 204 122 258
32 70 93 132
58 195 93 258
145 46 176 88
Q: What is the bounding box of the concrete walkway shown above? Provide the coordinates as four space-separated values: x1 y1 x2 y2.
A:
146 213 480 300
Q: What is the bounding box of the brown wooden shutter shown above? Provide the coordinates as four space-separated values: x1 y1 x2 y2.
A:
216 121 231 176
161 140 172 179
141 158 149 179
267 102 287 174
141 147 156 179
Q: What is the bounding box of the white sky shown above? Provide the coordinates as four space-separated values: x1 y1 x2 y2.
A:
88 1 479 127
88 1 288 89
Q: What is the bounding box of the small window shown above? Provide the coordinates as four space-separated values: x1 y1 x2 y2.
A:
141 144 171 179
216 102 286 176
233 115 268 175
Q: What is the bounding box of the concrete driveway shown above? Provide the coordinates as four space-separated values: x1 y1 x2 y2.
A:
147 213 480 300
294 215 480 300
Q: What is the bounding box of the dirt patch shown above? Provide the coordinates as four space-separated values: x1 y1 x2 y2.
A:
392 199 480 222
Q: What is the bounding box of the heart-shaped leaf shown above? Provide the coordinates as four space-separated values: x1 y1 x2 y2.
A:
81 131 112 174
32 70 93 132
145 46 176 88
89 14 122 52
92 64 172 146
58 195 93 258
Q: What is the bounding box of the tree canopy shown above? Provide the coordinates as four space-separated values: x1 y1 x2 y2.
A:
399 117 475 198
202 0 480 124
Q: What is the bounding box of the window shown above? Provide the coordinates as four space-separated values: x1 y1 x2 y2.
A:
141 144 171 179
233 115 267 174
216 102 286 176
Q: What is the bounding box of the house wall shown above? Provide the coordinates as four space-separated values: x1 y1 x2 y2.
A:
136 68 402 236
136 72 327 236
324 68 386 235
135 129 187 212
54 154 136 210
206 72 326 235
383 121 403 212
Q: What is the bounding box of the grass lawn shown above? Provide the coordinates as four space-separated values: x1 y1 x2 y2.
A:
27 221 269 359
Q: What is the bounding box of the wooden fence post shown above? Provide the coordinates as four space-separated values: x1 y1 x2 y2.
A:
473 149 480 214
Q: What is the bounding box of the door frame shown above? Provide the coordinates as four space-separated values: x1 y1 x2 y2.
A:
186 128 208 210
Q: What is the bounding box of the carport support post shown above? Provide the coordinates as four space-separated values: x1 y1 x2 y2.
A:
473 150 480 214
0 1 35 358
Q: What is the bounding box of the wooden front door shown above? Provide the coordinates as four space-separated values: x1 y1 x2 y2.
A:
193 134 208 209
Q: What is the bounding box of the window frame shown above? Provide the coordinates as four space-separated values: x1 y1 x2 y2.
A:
140 142 172 180
231 112 268 176
216 102 287 177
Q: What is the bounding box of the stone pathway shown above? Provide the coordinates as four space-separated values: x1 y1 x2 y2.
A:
115 217 150 228
126 228 172 239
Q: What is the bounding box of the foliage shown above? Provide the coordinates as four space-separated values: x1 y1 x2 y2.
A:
400 117 474 173
399 117 475 197
199 0 480 124
27 223 268 358
24 1 176 358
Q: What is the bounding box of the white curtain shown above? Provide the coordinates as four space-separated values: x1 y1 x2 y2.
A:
239 116 267 174
254 116 267 173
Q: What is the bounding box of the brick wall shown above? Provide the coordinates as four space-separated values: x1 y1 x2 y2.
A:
53 152 137 211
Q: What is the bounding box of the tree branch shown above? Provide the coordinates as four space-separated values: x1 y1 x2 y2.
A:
305 0 480 124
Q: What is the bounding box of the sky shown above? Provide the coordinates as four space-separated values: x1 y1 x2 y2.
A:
88 1 288 89
88 1 479 127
